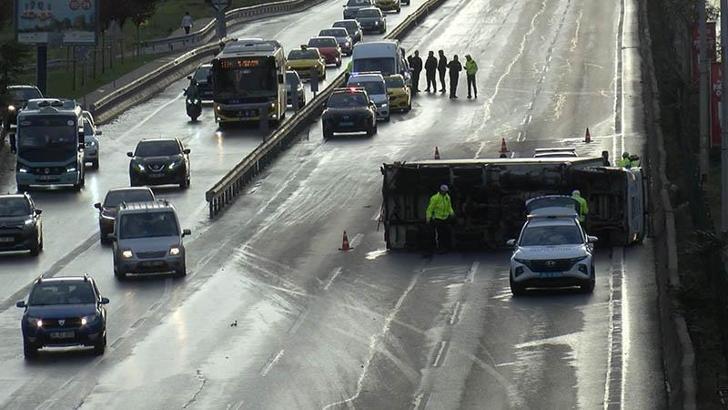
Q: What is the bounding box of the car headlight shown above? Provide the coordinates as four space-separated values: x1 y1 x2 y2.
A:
345 41 350 47
133 162 145 172
24 218 34 225
380 104 388 108
8 105 16 112
122 250 133 259
27 317 42 327
168 160 181 170
169 247 181 256
81 314 98 326
85 141 96 147
66 167 77 173
374 21 379 25
17 167 28 173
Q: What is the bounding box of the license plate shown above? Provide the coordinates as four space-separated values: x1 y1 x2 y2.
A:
38 175 56 181
149 173 165 178
0 237 13 243
50 331 74 339
142 261 165 267
340 121 354 126
539 272 562 278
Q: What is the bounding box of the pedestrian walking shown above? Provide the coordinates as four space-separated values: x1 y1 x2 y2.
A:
410 50 423 93
437 50 448 93
447 55 462 99
181 12 194 35
424 51 437 92
464 54 478 99
571 190 589 223
426 184 455 252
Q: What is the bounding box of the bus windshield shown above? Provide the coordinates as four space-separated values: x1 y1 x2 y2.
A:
17 116 78 162
213 57 277 99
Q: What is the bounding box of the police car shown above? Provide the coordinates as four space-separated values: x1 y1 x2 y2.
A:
507 196 597 296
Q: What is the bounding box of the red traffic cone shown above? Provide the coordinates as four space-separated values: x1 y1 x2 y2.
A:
499 138 509 154
339 231 353 251
434 146 441 159
584 128 591 143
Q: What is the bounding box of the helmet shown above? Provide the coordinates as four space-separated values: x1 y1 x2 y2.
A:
572 189 580 196
622 152 630 158
439 184 449 193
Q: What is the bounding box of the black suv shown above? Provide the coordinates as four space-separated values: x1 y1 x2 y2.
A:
321 88 377 138
2 85 43 135
0 193 43 256
128 138 191 188
17 275 109 359
94 187 155 244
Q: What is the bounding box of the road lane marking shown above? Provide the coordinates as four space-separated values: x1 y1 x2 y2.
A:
432 340 449 367
604 247 625 409
449 301 461 325
323 267 343 291
466 262 479 283
260 349 285 376
349 233 364 248
413 391 431 410
288 309 309 334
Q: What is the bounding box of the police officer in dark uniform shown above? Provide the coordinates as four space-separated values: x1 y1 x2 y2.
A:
447 55 462 99
410 50 423 93
437 50 448 94
424 51 437 92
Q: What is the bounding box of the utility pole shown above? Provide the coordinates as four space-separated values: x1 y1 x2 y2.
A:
721 0 728 231
699 0 710 185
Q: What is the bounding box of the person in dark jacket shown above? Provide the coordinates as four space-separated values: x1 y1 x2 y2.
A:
447 55 462 99
410 50 423 93
424 51 437 92
437 50 448 94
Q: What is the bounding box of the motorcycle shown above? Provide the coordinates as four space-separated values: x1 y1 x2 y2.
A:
184 93 202 122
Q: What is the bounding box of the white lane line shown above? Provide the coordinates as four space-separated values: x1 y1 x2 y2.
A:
260 349 285 377
117 93 183 141
349 233 364 248
288 309 309 334
495 361 515 367
474 141 487 159
413 391 431 410
371 209 382 221
603 247 625 409
449 301 461 325
323 267 343 290
466 261 479 283
432 340 448 367
323 270 422 409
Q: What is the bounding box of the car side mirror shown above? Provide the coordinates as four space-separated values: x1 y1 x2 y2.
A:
94 202 101 209
99 297 110 305
183 148 191 154
126 152 133 157
506 239 516 247
34 209 42 215
16 301 26 308
587 235 599 243
96 130 102 136
182 229 191 237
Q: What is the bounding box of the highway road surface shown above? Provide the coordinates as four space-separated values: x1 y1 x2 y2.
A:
0 0 666 407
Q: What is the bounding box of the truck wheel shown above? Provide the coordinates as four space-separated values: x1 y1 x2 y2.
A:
93 335 106 356
23 341 38 360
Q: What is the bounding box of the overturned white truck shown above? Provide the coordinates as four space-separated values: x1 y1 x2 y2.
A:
380 157 646 249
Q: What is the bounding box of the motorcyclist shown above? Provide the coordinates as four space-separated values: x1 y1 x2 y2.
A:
185 79 201 101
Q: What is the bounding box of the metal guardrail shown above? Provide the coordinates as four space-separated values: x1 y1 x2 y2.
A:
138 0 323 55
204 0 448 218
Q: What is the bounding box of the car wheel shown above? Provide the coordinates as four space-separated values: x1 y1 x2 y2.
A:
38 230 43 251
93 334 106 356
509 275 526 297
92 159 99 170
100 233 111 245
180 178 190 189
114 266 127 281
29 234 41 256
373 120 378 134
366 124 375 137
580 278 595 294
129 176 138 187
322 71 327 80
406 103 412 112
384 114 391 122
174 263 187 278
323 127 334 139
396 7 401 13
336 60 342 68
23 341 38 360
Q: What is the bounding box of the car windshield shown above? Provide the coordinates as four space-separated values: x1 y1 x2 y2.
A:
357 9 381 17
28 282 95 306
134 140 181 157
328 93 368 107
385 76 405 87
289 49 319 60
83 121 95 136
103 190 154 208
348 80 385 95
119 211 179 239
17 116 78 162
10 88 42 102
308 38 337 48
0 198 31 217
347 0 370 5
519 225 584 246
353 58 395 75
286 72 300 86
193 66 211 82
320 29 347 38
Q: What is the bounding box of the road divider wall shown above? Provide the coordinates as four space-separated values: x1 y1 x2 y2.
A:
204 0 448 218
90 0 327 124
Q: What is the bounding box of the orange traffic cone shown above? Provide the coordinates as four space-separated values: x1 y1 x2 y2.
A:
339 231 353 251
584 128 591 143
434 146 441 159
499 138 509 154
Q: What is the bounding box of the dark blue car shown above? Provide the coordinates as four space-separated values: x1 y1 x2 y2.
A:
16 276 109 359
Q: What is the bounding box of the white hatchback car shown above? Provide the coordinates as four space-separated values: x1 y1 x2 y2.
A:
507 196 597 296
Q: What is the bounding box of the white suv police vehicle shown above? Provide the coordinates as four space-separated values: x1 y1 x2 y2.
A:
507 196 597 296
111 200 191 280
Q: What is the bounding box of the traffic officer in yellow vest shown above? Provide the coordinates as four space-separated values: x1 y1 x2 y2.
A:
617 152 632 168
572 190 589 223
426 184 455 251
465 54 478 99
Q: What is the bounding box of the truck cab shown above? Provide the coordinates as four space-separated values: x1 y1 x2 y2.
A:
15 99 85 191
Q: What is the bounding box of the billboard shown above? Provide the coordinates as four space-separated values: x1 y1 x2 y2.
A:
15 0 98 45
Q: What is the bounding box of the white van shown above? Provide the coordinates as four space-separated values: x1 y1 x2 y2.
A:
351 40 411 87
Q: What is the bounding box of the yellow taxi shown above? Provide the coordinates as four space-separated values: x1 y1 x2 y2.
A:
286 47 326 80
384 74 411 112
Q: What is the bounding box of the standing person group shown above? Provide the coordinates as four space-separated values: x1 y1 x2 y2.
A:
410 50 478 100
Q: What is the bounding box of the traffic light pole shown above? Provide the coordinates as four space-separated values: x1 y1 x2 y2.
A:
721 0 728 232
698 0 709 185
36 45 47 95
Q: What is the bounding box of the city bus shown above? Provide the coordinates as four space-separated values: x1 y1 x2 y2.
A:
211 39 287 126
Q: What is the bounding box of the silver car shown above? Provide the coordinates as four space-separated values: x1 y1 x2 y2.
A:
82 111 102 169
112 200 191 280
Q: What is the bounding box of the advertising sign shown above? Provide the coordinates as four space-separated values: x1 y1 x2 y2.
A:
15 0 98 45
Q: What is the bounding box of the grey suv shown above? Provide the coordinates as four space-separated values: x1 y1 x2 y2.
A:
0 193 43 256
112 200 190 280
